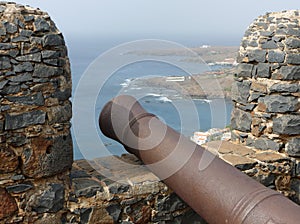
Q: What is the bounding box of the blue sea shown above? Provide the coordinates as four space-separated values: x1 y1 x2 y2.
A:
68 38 233 160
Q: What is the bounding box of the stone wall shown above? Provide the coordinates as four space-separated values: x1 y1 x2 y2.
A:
231 10 300 203
0 2 72 223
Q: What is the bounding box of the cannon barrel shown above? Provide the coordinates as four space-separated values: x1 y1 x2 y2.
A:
99 95 300 224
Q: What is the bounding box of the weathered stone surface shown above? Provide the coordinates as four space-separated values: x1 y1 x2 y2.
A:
258 95 299 113
236 63 253 78
42 50 60 59
247 49 266 62
33 184 64 213
273 115 300 135
34 17 50 32
286 138 300 157
6 183 33 194
0 56 11 70
231 108 252 132
16 52 41 62
7 73 32 82
3 22 17 34
256 63 270 78
285 37 300 48
106 204 122 222
0 188 17 220
14 62 33 72
43 34 64 47
6 92 45 106
248 138 281 151
231 80 250 104
11 36 29 42
268 50 285 63
251 82 267 94
33 64 61 78
72 178 103 198
5 110 46 130
286 54 300 65
278 66 300 80
261 40 278 49
269 83 299 93
47 101 72 124
0 147 19 173
52 88 72 101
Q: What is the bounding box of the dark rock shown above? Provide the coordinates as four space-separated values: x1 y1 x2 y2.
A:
0 147 19 173
44 59 59 66
33 184 65 213
6 92 45 106
0 43 16 50
231 108 252 132
157 193 186 213
47 101 71 124
20 29 33 37
30 36 43 45
106 204 121 222
3 22 17 34
256 63 270 78
268 50 285 63
16 52 41 62
52 88 72 101
80 208 92 224
11 175 25 181
261 40 278 49
6 183 33 194
0 27 5 36
11 36 29 43
14 62 34 72
237 104 256 111
273 115 300 135
41 50 60 59
7 133 27 147
0 188 18 220
277 66 300 80
286 54 300 65
5 110 46 130
231 80 250 104
253 174 276 187
251 138 281 151
285 38 300 49
290 179 300 204
286 138 300 157
1 85 20 94
24 15 34 22
247 49 266 62
72 178 103 197
33 64 62 78
0 105 10 112
70 170 91 179
258 95 298 113
236 63 253 78
7 73 32 82
8 49 19 57
34 17 50 32
269 83 299 93
107 183 130 194
0 56 11 70
43 34 64 47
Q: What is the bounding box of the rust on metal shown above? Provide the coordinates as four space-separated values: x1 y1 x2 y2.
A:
99 95 300 224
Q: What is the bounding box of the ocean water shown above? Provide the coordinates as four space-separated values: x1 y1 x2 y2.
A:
70 40 233 160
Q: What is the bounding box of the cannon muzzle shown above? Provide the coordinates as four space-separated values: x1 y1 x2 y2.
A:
99 95 300 224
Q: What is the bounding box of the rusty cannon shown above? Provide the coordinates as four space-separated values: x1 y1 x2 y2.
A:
99 95 300 224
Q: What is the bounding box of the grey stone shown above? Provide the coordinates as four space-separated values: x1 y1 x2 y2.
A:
8 49 19 57
231 80 250 105
273 115 300 135
11 36 29 43
0 105 10 112
231 108 252 132
33 64 61 78
6 92 45 106
256 63 270 78
34 18 50 32
277 66 300 80
0 43 16 50
43 34 64 47
7 73 32 82
72 178 103 197
0 27 5 36
47 102 72 124
41 50 60 59
269 83 299 93
291 179 300 204
236 63 253 78
1 85 20 94
261 40 278 49
80 208 92 224
3 22 17 34
44 59 59 66
6 183 33 194
70 170 91 179
268 50 285 63
247 49 266 62
7 133 27 147
285 38 300 49
286 138 300 157
14 62 33 73
237 104 256 111
52 88 72 101
0 56 11 70
20 30 33 37
248 92 263 102
286 54 300 65
33 184 64 213
16 52 41 62
251 138 281 151
106 204 121 222
253 174 276 187
30 36 43 45
259 95 298 113
11 175 25 181
5 110 46 130
157 193 186 213
0 80 5 90
24 15 34 22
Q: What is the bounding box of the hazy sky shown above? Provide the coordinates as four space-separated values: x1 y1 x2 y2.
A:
16 0 299 46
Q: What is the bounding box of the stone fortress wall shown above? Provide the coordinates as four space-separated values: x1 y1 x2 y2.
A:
0 3 299 224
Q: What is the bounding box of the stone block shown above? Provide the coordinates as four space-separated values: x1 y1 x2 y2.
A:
251 138 281 151
231 108 252 132
6 92 45 106
47 101 72 124
231 80 250 105
236 63 253 78
286 138 300 157
6 183 33 194
0 188 17 220
286 54 300 65
13 62 33 72
269 83 299 93
268 50 285 63
276 66 300 80
273 115 300 135
261 40 278 49
285 38 300 49
43 34 64 47
72 178 103 198
5 110 46 130
256 63 270 78
0 56 11 70
34 17 50 32
33 64 62 78
258 95 299 113
247 49 267 62
16 52 41 62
